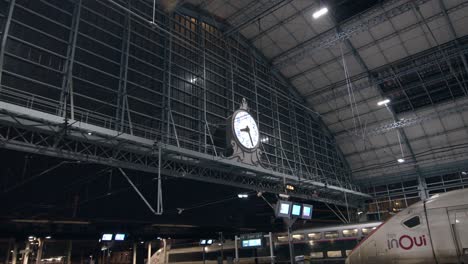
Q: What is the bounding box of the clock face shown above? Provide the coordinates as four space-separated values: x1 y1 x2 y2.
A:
233 110 259 150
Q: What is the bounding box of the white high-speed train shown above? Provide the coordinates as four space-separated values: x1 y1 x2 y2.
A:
347 188 468 264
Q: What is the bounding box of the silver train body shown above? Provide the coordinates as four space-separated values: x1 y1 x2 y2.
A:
347 188 468 264
151 222 382 264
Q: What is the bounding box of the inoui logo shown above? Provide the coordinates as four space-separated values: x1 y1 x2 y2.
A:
387 234 427 250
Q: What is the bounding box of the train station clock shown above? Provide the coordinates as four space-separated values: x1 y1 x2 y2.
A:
227 98 262 165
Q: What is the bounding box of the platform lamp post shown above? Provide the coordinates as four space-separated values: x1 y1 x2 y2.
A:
200 239 213 264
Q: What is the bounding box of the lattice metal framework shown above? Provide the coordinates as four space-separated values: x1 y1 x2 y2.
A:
0 0 370 205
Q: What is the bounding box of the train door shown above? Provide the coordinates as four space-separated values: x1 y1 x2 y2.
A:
448 209 468 263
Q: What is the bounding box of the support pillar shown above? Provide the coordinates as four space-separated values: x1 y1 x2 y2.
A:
418 176 428 200
147 242 151 264
66 241 72 264
58 0 81 118
132 243 137 264
5 240 12 264
12 243 17 264
22 242 30 264
0 0 16 86
35 239 43 264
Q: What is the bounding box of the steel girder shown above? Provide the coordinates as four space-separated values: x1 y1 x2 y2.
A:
272 0 432 70
0 103 370 207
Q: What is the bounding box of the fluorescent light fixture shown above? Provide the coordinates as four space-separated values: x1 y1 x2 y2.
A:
313 7 328 19
397 158 405 163
115 234 125 241
45 236 52 239
101 234 113 241
377 99 390 106
87 132 92 135
237 194 248 198
279 193 290 199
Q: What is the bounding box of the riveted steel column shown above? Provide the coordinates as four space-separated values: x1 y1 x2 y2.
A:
0 0 16 88
58 0 81 118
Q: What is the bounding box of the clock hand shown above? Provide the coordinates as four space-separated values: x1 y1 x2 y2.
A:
247 130 254 147
239 126 254 147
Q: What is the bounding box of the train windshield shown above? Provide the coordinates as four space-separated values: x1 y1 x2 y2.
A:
403 216 421 228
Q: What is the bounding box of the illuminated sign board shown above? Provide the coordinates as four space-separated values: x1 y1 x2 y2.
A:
200 239 213 245
102 234 113 241
276 200 292 218
291 204 302 217
241 238 263 248
302 204 313 219
115 234 126 241
275 201 313 220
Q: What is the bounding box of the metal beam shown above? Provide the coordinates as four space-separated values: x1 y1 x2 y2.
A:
0 102 370 206
0 0 16 86
250 1 318 43
225 0 293 37
272 0 432 70
119 168 157 215
331 10 427 197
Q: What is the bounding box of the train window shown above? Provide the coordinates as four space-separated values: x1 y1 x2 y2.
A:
277 236 288 242
324 231 339 239
342 229 358 237
327 250 343 258
292 234 304 241
308 232 322 240
362 226 377 235
310 252 324 258
403 216 421 228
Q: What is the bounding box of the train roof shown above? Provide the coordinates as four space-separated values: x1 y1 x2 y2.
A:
292 221 382 234
424 188 468 209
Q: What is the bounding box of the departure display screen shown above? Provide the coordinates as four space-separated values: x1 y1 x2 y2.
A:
241 238 262 248
292 204 302 216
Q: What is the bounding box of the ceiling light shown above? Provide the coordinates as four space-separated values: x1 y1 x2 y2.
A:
377 99 390 106
237 194 248 198
87 132 92 135
397 158 405 163
312 7 328 19
357 211 363 215
462 171 467 175
45 236 52 239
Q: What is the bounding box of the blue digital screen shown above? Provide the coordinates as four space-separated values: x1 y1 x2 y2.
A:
115 234 125 241
241 238 262 248
292 204 301 216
